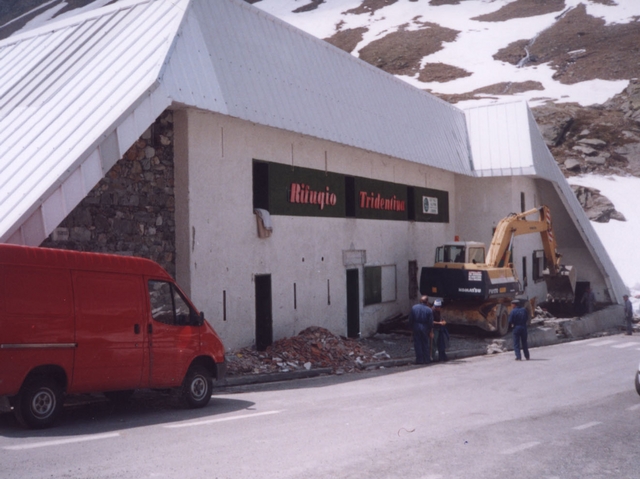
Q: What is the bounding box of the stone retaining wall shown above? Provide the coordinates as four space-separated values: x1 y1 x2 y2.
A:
41 110 177 277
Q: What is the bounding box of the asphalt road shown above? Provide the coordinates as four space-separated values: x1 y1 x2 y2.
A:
1 334 639 479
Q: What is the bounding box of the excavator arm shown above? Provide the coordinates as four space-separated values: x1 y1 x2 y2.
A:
485 206 561 272
485 205 575 301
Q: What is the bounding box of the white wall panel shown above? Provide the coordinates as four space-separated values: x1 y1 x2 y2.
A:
42 188 66 234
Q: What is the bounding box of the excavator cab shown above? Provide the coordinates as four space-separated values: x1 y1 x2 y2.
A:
435 242 485 265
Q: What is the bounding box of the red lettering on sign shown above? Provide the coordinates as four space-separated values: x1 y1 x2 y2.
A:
358 191 405 212
288 183 337 210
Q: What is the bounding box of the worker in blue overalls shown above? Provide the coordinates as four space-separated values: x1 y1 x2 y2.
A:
508 299 530 361
408 295 434 364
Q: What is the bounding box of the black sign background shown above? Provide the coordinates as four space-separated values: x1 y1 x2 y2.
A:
258 160 449 223
355 177 408 221
268 162 346 218
413 186 449 223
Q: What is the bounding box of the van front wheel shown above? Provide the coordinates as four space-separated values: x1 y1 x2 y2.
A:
182 365 212 408
15 378 63 429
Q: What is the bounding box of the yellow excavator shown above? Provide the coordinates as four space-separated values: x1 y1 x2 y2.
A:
419 205 576 335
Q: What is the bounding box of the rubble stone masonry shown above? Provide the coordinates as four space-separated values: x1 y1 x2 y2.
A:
41 110 177 277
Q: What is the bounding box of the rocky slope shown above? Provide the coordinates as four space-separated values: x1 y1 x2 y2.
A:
531 81 640 222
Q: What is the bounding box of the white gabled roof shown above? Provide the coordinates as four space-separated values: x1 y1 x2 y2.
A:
0 0 472 245
0 0 186 245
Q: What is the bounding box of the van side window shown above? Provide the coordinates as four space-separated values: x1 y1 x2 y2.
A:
148 280 194 326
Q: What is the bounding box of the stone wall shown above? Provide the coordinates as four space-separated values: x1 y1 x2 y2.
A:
41 110 177 277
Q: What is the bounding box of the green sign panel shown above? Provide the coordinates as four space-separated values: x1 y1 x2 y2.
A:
355 177 408 221
258 160 448 223
268 162 345 218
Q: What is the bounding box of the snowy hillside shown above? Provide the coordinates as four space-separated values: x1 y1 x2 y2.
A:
255 0 640 107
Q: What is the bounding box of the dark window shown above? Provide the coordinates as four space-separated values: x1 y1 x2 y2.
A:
364 266 382 305
223 290 227 321
532 250 545 282
345 176 355 217
521 257 528 288
253 160 269 210
148 280 195 326
520 192 525 213
436 245 465 263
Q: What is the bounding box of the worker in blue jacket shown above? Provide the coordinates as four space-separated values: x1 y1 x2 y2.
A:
408 296 434 364
508 299 530 361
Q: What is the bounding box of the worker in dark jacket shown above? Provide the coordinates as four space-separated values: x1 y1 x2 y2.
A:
508 299 530 361
624 294 633 335
408 295 434 364
432 299 449 362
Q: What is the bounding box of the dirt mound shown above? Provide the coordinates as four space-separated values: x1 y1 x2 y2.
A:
357 21 459 76
472 0 565 23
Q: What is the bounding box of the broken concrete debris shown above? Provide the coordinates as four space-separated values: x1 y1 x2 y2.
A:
225 326 384 376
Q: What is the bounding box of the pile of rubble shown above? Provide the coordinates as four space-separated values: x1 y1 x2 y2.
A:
225 326 390 377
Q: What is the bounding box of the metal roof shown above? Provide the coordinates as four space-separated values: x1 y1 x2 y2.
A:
0 0 472 245
0 0 185 245
464 100 537 177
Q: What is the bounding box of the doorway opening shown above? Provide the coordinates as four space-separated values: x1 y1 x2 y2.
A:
346 269 360 338
255 274 272 351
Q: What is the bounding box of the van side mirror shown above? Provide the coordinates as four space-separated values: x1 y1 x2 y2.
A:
190 310 205 326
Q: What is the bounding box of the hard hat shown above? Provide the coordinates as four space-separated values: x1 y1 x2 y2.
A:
434 299 442 307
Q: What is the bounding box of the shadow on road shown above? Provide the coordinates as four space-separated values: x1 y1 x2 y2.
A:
216 357 473 395
0 392 255 437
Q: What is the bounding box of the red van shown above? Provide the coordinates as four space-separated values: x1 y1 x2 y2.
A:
0 244 225 428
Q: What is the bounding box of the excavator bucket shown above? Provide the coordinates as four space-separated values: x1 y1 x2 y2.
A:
543 265 576 302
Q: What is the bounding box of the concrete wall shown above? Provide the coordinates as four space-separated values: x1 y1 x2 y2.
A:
176 109 457 350
536 179 612 303
453 174 549 303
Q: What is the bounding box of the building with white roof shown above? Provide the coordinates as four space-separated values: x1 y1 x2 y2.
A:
0 0 626 349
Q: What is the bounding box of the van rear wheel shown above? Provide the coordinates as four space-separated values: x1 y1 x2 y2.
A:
14 378 63 429
182 365 212 408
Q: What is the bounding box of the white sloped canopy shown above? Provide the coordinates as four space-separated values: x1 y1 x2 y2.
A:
464 100 626 300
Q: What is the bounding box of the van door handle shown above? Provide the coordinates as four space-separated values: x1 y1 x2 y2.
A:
148 324 153 334
134 324 140 334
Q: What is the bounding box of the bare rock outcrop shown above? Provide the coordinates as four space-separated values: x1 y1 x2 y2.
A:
571 185 626 223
